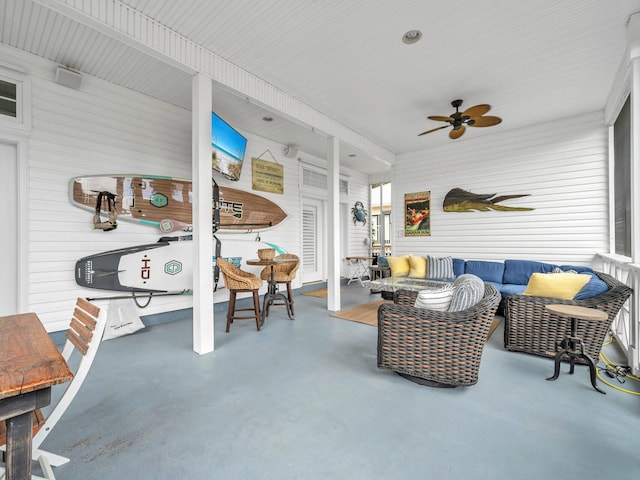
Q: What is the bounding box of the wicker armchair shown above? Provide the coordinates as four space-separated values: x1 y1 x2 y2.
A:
377 284 501 387
504 271 632 361
260 253 300 315
217 258 264 332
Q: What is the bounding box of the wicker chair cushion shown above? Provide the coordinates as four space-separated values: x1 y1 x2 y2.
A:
426 255 454 280
449 274 484 312
414 284 455 311
523 272 591 300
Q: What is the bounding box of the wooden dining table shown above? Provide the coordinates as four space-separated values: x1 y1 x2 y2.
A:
246 257 297 325
0 313 73 480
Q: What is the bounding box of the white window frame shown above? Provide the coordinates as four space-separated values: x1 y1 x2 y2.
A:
0 64 32 132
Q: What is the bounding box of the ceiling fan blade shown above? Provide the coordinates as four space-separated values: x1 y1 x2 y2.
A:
469 116 502 127
418 125 448 136
462 104 491 119
427 115 453 122
449 125 466 139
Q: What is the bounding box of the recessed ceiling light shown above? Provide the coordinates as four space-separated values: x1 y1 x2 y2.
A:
262 116 273 122
402 29 422 44
348 153 356 158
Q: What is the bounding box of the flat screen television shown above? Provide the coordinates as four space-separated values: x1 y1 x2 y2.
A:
211 111 248 181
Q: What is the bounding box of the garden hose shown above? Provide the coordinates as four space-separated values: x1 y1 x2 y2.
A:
595 335 640 395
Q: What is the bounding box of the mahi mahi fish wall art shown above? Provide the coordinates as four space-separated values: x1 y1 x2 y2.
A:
443 188 534 212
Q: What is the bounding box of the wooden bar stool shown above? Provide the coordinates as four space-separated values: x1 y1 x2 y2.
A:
217 258 263 332
545 304 608 394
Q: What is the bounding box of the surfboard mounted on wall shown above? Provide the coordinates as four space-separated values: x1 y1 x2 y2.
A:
69 175 288 232
75 238 285 293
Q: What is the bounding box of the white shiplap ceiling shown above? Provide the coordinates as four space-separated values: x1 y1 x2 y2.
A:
1 0 639 174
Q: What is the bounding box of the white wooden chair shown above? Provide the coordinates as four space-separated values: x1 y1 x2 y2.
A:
0 297 106 480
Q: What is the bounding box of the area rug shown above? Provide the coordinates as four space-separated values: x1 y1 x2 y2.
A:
330 301 503 337
302 288 344 298
330 300 387 326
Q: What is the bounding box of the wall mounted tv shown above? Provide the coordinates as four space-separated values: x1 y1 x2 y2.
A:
211 111 248 181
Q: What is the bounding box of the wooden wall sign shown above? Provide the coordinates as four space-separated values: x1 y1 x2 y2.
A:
443 188 534 212
252 157 284 194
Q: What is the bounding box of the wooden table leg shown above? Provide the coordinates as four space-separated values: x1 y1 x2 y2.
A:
5 412 33 480
0 388 52 480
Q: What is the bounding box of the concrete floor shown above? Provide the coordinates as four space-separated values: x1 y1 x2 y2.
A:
23 284 640 479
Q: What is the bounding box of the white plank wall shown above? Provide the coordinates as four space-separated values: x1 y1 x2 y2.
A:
393 112 609 266
342 172 372 273
0 46 193 331
0 45 370 332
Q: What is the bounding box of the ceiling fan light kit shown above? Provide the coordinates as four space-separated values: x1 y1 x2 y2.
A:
419 99 502 139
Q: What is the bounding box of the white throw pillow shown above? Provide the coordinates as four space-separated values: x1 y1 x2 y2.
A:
414 284 455 311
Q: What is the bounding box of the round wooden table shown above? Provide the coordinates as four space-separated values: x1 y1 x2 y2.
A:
246 257 297 325
545 304 608 394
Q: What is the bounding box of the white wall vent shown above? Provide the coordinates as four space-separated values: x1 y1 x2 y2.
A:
302 166 349 194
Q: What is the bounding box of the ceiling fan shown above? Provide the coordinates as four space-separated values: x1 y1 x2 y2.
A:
419 99 502 139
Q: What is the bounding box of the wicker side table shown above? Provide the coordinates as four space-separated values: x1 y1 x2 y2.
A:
544 304 608 394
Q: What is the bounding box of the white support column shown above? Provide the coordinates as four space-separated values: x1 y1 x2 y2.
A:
326 136 341 312
631 58 640 265
192 73 214 354
627 13 640 374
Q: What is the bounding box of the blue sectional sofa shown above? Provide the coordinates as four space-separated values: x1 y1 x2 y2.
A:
451 258 609 301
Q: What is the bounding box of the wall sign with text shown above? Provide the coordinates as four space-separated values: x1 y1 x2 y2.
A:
252 158 284 194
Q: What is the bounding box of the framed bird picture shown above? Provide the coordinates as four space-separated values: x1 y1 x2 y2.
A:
405 191 431 236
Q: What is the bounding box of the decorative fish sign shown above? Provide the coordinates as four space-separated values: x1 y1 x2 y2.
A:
443 188 534 212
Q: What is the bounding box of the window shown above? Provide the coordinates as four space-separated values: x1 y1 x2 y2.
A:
0 65 31 131
0 79 17 118
613 97 631 257
371 182 391 256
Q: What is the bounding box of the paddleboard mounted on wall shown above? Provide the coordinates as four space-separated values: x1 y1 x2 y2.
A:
75 238 286 300
69 175 288 232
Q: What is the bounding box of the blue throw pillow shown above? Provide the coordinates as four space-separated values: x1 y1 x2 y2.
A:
377 256 389 267
465 260 505 284
448 274 485 312
574 272 608 300
503 259 557 285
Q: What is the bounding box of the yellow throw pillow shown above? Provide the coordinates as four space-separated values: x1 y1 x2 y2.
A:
387 255 411 277
408 255 427 278
523 272 591 300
